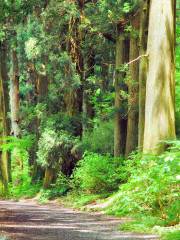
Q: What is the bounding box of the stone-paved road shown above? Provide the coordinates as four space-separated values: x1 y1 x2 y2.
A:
0 200 158 240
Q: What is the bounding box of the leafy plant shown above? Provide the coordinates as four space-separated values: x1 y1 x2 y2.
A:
72 152 123 193
38 172 70 203
105 141 180 227
82 121 114 155
161 230 180 240
0 135 39 198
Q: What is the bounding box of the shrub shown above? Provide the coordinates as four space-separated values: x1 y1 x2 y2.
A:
0 136 39 198
37 129 80 176
72 152 123 193
105 141 180 227
38 173 70 202
82 121 114 155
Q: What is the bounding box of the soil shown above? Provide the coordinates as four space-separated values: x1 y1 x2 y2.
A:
0 200 158 240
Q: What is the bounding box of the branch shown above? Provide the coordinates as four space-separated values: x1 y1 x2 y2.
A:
126 54 148 65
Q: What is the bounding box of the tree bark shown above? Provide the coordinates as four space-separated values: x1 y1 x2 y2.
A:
43 168 54 189
143 0 176 154
10 46 20 137
125 16 140 157
32 63 49 182
0 46 9 192
114 35 127 157
0 41 11 181
138 0 149 150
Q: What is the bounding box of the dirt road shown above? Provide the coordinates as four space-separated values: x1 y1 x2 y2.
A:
0 200 158 240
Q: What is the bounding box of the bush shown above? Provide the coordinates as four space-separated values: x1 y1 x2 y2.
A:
105 141 180 227
38 173 70 202
72 152 123 193
9 146 41 198
0 136 39 198
82 121 114 155
37 129 80 176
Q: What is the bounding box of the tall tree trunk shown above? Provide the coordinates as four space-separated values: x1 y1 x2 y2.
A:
0 41 11 181
143 0 176 154
125 16 140 157
0 45 9 192
82 50 95 134
138 0 149 150
32 63 48 182
10 47 20 137
114 35 127 157
65 14 84 136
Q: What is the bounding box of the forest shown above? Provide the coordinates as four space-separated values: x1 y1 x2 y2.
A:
0 0 179 239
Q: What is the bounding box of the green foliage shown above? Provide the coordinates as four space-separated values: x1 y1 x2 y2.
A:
91 90 114 120
161 230 180 240
25 37 41 60
5 136 40 199
72 152 123 193
119 215 165 233
0 4 178 239
82 121 114 155
37 128 77 168
0 136 34 152
105 141 180 227
38 173 70 203
61 192 108 209
0 135 40 199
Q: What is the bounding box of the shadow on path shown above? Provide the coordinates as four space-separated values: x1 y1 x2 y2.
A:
0 200 158 240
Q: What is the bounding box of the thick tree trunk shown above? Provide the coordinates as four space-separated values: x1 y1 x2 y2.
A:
43 168 54 189
10 48 20 137
125 16 140 157
143 0 176 154
114 35 127 157
138 0 149 150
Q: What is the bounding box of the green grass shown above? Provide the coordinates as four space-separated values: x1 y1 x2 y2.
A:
161 230 180 240
9 182 41 200
119 215 166 233
59 192 108 209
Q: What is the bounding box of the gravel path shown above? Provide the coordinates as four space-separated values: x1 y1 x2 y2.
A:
0 200 158 240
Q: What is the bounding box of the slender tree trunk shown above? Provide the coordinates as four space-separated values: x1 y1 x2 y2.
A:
82 51 95 134
0 41 11 181
65 15 84 136
32 63 48 182
37 66 48 102
10 47 20 137
143 0 176 154
138 0 149 150
114 35 127 157
125 16 140 157
0 50 9 192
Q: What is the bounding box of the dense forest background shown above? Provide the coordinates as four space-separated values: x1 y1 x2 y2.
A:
0 0 179 238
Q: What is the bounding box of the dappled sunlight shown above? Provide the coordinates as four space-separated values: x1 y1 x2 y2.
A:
0 201 158 240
